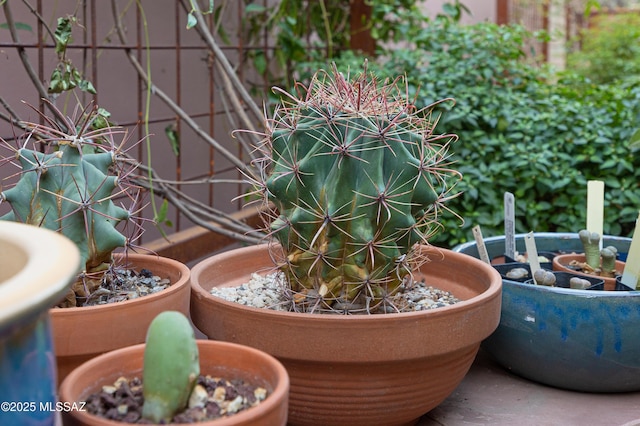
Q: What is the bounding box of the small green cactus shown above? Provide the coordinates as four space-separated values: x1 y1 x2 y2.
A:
578 230 601 269
252 65 461 313
569 277 592 289
578 230 618 277
142 311 200 423
533 269 556 286
600 246 618 277
0 102 144 306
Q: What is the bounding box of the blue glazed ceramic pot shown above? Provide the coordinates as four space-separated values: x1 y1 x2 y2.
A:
454 232 640 392
0 222 80 425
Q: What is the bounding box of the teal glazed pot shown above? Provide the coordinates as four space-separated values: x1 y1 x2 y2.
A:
454 232 640 392
0 222 81 425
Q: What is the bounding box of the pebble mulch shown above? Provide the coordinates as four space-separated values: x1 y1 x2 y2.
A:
84 375 267 423
211 272 460 314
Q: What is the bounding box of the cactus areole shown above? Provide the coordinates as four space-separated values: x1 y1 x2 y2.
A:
254 65 461 313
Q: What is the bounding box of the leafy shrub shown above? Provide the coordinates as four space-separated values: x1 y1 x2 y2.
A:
238 0 432 92
298 18 640 248
567 11 640 85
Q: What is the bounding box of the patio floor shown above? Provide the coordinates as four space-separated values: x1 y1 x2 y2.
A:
417 348 640 426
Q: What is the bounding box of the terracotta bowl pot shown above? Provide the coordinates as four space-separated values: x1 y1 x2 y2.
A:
190 243 502 426
59 340 289 425
51 253 191 385
552 253 625 291
455 232 640 392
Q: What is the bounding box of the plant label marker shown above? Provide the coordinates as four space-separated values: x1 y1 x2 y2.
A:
525 232 541 284
621 212 640 290
586 180 605 250
504 192 516 260
472 225 490 264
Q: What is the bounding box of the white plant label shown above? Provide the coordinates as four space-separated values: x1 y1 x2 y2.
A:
621 212 640 290
586 180 604 250
525 232 541 284
504 192 516 260
472 225 490 264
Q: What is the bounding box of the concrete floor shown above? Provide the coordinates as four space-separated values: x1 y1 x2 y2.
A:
417 349 640 426
59 324 639 425
191 315 639 426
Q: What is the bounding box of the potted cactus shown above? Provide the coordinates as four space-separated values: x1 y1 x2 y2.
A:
552 229 627 290
190 65 502 426
0 101 191 383
59 311 290 425
455 232 640 393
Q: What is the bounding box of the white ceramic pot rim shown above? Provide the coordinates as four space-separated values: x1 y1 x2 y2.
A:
0 221 81 328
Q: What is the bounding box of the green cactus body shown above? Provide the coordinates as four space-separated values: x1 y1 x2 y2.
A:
533 269 556 286
578 230 601 269
569 277 591 289
600 246 618 276
260 68 460 312
1 144 129 273
142 311 200 423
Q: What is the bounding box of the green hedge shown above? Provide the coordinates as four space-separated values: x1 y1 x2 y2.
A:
567 11 640 85
297 19 640 248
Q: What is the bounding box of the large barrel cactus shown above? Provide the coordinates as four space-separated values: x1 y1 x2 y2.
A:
0 102 142 306
254 65 461 313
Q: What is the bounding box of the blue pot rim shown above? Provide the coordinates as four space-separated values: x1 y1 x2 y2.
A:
454 232 640 296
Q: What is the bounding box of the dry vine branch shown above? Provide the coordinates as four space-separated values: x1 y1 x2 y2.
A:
105 0 269 242
1 1 67 126
109 0 258 179
134 163 265 244
1 0 269 244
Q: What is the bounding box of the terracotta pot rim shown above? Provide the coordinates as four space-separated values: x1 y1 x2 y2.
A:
60 340 289 426
50 253 190 315
190 244 501 322
552 253 625 290
191 244 503 361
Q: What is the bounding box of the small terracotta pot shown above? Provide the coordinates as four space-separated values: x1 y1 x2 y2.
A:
51 253 191 385
59 340 290 426
552 253 624 291
190 244 502 426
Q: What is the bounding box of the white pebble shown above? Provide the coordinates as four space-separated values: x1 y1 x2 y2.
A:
225 395 244 414
188 384 208 408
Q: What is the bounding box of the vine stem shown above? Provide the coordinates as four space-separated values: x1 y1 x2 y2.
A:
2 0 67 125
110 0 258 180
132 0 162 229
318 0 333 58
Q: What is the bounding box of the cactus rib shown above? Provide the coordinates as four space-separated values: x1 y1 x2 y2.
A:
254 65 461 313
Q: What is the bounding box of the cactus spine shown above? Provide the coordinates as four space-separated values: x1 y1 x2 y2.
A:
142 311 200 423
254 65 461 313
